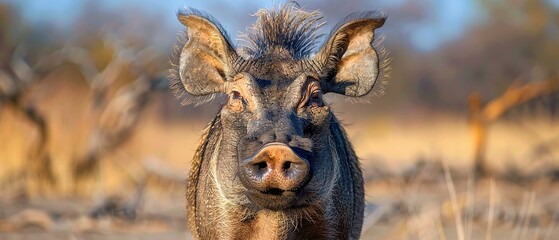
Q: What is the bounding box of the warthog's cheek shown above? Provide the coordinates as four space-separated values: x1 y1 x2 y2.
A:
299 106 331 134
307 106 330 126
221 107 244 123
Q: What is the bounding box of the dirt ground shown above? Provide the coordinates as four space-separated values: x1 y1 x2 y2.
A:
1 176 558 240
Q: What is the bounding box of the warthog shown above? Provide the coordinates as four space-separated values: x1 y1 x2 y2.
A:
170 3 387 239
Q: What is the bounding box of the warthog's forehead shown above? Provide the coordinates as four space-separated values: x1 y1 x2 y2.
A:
242 58 308 104
245 56 304 81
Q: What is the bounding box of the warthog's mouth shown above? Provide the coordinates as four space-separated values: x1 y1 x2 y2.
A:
245 188 308 211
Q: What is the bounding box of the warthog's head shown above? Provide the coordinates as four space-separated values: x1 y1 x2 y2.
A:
171 5 386 212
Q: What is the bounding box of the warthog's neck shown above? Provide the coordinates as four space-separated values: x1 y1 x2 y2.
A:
187 114 364 239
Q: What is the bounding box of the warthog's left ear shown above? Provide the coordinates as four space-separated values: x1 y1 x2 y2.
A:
314 12 386 97
172 9 239 103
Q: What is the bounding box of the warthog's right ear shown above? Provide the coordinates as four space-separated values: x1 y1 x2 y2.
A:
171 9 239 104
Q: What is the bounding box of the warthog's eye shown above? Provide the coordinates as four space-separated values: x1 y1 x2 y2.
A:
228 90 245 111
232 90 242 100
308 89 323 107
299 80 323 109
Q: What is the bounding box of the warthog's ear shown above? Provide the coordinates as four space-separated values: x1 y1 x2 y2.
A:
314 12 386 97
171 9 239 104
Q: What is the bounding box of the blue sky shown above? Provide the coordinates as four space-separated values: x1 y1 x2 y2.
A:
3 0 484 51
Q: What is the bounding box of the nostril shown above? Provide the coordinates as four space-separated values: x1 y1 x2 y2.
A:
282 161 292 171
255 161 267 170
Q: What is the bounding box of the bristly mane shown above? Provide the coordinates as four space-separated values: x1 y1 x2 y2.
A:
239 3 325 59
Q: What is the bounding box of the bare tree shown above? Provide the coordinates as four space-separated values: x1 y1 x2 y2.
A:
469 78 559 177
44 37 166 180
0 44 55 187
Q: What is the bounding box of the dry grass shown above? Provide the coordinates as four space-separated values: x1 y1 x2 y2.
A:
361 169 559 239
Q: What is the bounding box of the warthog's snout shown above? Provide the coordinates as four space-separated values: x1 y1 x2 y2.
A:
240 143 312 210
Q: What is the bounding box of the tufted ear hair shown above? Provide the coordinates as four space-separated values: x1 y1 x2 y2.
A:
170 8 240 105
314 11 386 97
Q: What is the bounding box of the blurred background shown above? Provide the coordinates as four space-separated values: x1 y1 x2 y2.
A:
1 0 559 239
